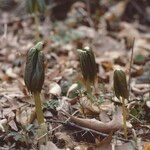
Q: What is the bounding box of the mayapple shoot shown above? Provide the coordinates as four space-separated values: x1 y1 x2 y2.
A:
26 0 46 14
77 47 97 91
24 42 47 143
24 42 45 94
26 0 46 41
113 70 129 99
113 69 129 139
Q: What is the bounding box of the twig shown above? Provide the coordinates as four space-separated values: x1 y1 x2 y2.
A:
130 0 150 23
86 0 94 28
49 111 132 143
128 38 135 100
64 121 132 143
50 110 79 132
3 23 7 39
37 133 47 141
129 114 143 124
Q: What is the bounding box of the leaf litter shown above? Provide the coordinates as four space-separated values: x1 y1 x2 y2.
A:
0 0 150 149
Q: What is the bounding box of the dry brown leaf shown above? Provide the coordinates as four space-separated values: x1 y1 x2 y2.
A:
131 66 144 77
77 26 96 39
143 143 150 150
55 132 75 149
74 144 90 150
79 97 100 115
104 0 128 21
114 56 127 66
8 119 18 131
57 97 71 113
98 141 134 150
99 110 111 123
101 61 113 72
40 141 62 150
16 107 36 126
96 132 113 148
79 97 114 115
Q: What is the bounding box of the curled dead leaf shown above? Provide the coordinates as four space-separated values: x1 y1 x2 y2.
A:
57 97 71 113
49 82 61 96
8 119 18 131
67 83 78 97
101 61 113 72
16 107 36 126
131 66 144 77
79 97 100 115
6 68 18 78
143 143 150 150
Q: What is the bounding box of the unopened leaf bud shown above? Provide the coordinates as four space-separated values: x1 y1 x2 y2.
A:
113 69 129 99
77 47 97 84
24 42 45 93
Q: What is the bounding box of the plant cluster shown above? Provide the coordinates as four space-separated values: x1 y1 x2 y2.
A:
24 42 130 146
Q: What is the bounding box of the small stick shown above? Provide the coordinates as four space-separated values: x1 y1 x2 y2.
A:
50 120 132 143
86 0 94 28
128 38 135 100
51 110 79 132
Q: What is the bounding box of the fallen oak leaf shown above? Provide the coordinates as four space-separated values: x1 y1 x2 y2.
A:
40 141 62 150
16 106 36 126
131 66 144 77
62 107 131 133
131 86 150 95
101 61 113 72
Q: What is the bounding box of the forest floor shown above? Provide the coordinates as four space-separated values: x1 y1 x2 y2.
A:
0 0 150 150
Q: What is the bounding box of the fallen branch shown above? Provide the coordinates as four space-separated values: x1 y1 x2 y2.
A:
48 119 132 142
61 107 130 134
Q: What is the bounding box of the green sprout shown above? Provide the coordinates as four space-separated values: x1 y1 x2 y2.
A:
26 0 46 41
77 47 97 92
24 42 47 144
113 69 129 139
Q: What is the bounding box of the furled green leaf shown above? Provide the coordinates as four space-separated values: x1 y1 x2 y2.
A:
77 47 97 85
113 70 129 99
37 0 46 14
24 42 45 93
26 0 46 14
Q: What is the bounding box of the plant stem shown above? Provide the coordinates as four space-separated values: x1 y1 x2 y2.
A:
33 92 45 125
34 14 40 42
122 97 128 139
33 92 48 145
85 80 92 93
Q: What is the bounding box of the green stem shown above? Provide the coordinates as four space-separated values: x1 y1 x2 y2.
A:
34 14 40 41
122 97 128 139
85 80 92 93
33 92 45 125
